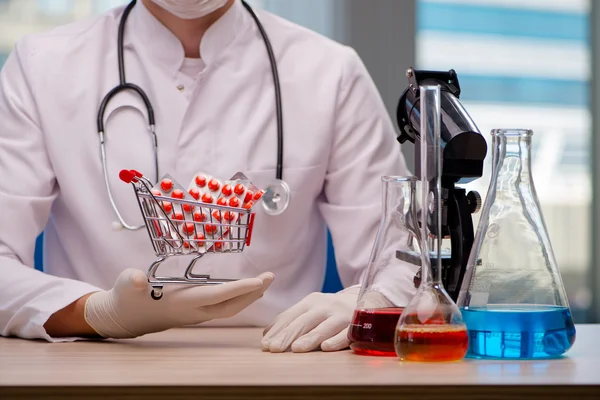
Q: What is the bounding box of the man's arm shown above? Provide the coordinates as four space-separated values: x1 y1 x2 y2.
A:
261 46 412 353
0 39 102 341
317 46 409 287
43 294 100 337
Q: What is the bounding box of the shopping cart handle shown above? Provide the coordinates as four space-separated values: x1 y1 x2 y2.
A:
119 169 137 183
131 169 143 178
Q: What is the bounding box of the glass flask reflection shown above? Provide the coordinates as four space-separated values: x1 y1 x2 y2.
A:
348 176 421 357
458 129 576 359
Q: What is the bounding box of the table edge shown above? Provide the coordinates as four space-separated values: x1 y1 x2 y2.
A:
2 384 599 400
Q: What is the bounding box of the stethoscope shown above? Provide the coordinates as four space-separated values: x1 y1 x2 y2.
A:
98 0 290 231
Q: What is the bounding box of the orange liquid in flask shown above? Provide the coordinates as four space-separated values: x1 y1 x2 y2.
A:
395 324 469 362
348 307 404 356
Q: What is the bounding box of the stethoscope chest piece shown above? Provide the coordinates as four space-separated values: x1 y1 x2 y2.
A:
262 179 291 216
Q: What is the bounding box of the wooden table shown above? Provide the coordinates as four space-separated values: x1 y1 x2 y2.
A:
1 324 599 399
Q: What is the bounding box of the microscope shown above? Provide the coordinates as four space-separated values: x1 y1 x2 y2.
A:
395 68 487 302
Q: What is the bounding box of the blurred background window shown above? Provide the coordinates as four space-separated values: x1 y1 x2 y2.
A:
0 0 596 321
416 0 592 322
35 0 74 16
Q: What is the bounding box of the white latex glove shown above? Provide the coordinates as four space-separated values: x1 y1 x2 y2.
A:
84 268 274 339
261 286 359 353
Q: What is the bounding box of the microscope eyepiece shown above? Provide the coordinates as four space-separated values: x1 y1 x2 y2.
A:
396 68 487 182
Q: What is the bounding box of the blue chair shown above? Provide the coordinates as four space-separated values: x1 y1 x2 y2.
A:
34 231 344 292
322 231 343 293
34 234 44 272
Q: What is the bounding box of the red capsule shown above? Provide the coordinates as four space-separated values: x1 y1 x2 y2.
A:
214 240 224 250
193 211 206 222
171 212 184 222
202 193 213 203
196 233 206 246
234 183 245 195
171 189 184 199
182 222 195 236
221 184 233 197
205 224 217 235
152 190 162 197
224 211 237 222
162 201 173 213
195 175 207 188
183 203 195 214
189 188 200 200
208 179 221 192
217 198 228 206
244 191 254 203
229 197 240 208
212 211 222 222
243 201 254 210
160 179 173 192
253 190 264 201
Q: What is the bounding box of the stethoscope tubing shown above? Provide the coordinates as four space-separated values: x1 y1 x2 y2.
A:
241 0 283 181
97 0 285 229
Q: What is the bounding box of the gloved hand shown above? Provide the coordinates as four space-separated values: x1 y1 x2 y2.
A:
261 286 359 353
84 268 274 339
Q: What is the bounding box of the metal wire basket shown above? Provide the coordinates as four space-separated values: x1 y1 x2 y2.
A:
119 170 256 299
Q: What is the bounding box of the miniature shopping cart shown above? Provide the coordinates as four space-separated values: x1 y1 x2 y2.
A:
119 169 256 300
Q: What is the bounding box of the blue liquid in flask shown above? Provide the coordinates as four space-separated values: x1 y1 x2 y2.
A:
461 305 576 359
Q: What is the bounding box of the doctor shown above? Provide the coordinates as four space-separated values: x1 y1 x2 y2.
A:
0 0 410 352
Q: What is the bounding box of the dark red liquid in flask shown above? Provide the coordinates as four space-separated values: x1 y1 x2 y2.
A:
348 307 404 356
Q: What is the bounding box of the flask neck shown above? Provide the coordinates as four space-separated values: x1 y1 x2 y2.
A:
381 177 417 217
492 130 534 188
378 176 420 266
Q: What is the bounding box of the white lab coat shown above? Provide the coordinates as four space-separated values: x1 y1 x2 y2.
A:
0 0 409 341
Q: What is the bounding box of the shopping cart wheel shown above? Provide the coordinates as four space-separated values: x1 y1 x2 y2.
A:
150 286 163 300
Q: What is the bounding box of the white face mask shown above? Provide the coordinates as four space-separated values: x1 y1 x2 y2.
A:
149 0 230 19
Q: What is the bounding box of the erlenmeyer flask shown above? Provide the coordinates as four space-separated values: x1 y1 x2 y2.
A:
394 85 469 362
348 176 422 356
457 129 576 359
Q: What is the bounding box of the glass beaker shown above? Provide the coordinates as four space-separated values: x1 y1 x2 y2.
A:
457 129 576 359
394 85 469 362
348 176 422 357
